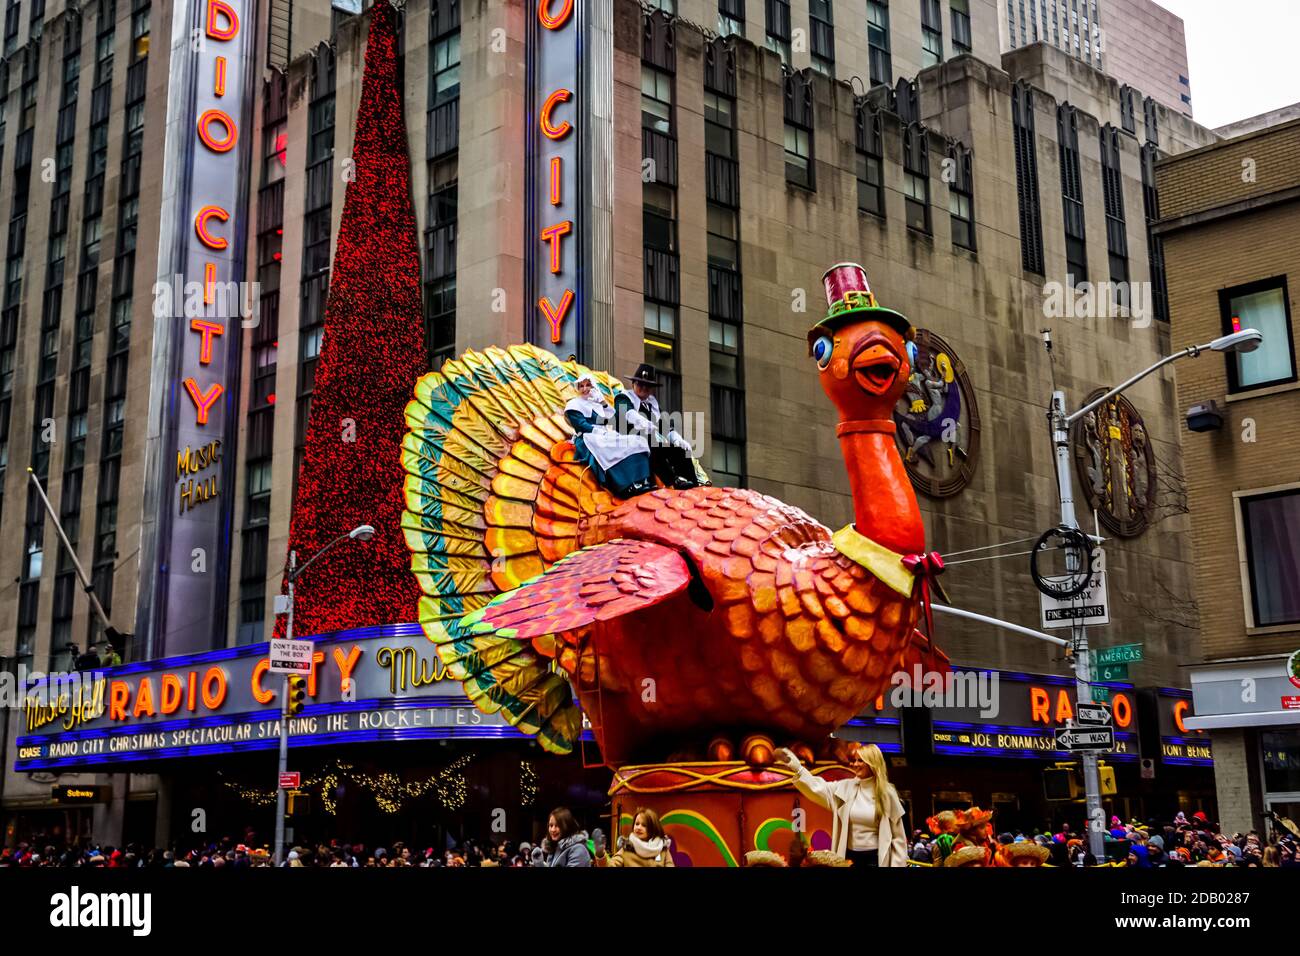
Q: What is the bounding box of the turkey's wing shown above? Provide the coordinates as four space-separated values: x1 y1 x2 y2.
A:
459 538 691 640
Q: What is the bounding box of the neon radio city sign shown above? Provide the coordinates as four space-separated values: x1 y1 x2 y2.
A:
184 0 246 428
535 0 576 345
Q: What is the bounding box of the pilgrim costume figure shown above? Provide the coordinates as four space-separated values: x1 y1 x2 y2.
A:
614 364 701 491
564 374 654 497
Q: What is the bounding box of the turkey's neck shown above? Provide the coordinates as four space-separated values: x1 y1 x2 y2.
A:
838 424 925 555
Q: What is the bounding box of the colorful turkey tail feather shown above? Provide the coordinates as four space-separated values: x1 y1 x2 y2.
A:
401 344 621 753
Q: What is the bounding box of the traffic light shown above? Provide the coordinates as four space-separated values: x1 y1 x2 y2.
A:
287 675 307 716
1098 763 1117 796
1043 767 1079 801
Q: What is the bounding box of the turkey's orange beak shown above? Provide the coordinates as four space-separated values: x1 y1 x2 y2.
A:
850 333 902 396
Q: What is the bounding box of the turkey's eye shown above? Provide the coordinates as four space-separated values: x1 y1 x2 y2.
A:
812 335 834 370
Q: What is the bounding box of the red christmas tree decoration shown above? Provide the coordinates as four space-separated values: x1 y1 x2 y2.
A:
276 1 425 636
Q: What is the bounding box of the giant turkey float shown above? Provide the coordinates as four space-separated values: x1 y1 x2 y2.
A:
398 264 949 866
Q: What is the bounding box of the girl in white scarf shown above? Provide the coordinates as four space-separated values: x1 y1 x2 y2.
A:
593 808 674 867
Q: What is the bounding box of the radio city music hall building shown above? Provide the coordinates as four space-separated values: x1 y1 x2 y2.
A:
0 0 1222 849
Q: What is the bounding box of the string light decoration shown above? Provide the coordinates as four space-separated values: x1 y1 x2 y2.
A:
519 760 538 807
431 754 471 811
224 755 474 816
221 783 278 808
273 0 426 638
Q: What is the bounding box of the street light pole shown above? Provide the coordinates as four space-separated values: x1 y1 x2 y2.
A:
1044 325 1262 862
273 550 296 867
1050 390 1107 860
271 524 374 867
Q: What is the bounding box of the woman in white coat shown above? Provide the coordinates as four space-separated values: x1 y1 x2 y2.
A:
776 743 909 867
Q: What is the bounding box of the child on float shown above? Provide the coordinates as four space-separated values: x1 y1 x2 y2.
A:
592 808 674 868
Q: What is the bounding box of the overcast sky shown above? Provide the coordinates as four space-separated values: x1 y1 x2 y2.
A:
1154 0 1300 128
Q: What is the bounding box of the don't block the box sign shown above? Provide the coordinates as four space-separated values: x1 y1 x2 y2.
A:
138 0 256 657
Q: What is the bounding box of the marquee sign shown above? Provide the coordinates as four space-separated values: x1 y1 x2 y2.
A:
528 0 583 356
929 670 1142 761
136 0 256 656
13 625 540 771
1155 688 1211 765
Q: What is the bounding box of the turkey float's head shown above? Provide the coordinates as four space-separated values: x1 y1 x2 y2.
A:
808 261 914 422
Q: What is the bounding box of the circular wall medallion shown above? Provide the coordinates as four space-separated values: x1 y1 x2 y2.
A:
893 329 981 498
1287 648 1300 690
1070 388 1157 538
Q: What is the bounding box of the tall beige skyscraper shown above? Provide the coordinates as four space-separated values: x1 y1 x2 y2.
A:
1000 0 1192 116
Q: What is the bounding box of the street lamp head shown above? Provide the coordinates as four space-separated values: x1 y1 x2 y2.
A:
1208 328 1263 354
349 524 376 542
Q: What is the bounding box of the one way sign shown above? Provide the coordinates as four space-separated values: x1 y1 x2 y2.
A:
1054 726 1115 752
1076 702 1112 726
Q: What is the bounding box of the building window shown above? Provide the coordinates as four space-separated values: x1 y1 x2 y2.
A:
709 319 741 388
867 1 891 86
1012 83 1044 274
784 123 812 189
131 5 150 62
711 438 744 487
641 65 673 135
1099 125 1127 285
951 0 971 53
857 151 884 218
903 125 930 233
856 105 884 217
643 300 679 401
1240 489 1300 627
430 32 460 106
643 182 677 252
707 203 739 270
1143 95 1158 145
1119 85 1136 134
1219 277 1295 393
308 96 336 166
705 91 735 159
947 142 974 249
765 0 792 66
920 0 943 67
646 0 676 11
719 0 745 36
1058 104 1086 286
1139 142 1167 323
809 0 834 75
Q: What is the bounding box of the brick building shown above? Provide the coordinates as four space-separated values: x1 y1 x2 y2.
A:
1156 118 1300 838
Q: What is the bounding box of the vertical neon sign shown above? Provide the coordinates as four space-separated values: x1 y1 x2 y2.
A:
528 0 582 356
137 0 254 657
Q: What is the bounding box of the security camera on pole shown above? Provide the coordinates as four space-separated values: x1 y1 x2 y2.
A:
1041 325 1261 859
271 524 375 866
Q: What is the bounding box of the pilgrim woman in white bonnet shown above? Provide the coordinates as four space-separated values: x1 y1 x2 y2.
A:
564 374 655 498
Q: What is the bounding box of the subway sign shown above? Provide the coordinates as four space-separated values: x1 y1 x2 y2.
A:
137 0 255 656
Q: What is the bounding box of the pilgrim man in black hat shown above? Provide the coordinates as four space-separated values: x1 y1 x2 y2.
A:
614 363 701 491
